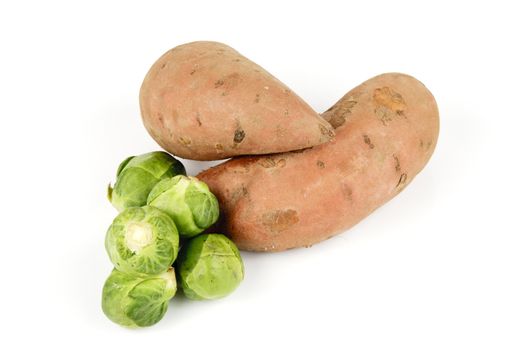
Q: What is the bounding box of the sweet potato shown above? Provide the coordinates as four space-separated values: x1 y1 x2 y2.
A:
197 73 439 252
140 41 334 160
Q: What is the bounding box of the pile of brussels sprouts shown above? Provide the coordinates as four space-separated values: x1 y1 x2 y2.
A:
102 151 244 328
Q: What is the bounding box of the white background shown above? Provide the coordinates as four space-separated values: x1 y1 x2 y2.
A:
1 1 524 349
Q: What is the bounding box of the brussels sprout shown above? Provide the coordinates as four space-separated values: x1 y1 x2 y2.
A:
108 151 186 211
102 268 176 328
105 206 179 276
177 234 244 300
147 176 219 238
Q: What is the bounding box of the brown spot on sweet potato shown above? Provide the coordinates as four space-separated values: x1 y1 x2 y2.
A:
374 87 406 110
215 143 224 153
373 87 407 125
329 114 346 129
363 135 375 149
420 139 433 151
178 136 192 147
317 160 325 169
216 73 241 93
258 158 286 168
396 110 406 118
375 106 393 125
324 99 358 129
160 63 167 69
230 185 248 204
262 209 299 233
396 173 408 188
196 116 202 126
234 128 245 143
341 183 353 200
190 69 196 75
393 155 401 172
258 158 275 168
254 94 260 103
319 124 335 138
284 109 289 116
231 163 251 175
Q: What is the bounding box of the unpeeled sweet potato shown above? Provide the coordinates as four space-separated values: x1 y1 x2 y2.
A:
198 73 439 252
140 41 334 160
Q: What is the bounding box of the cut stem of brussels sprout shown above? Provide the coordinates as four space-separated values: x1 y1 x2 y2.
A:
147 176 220 238
177 234 244 300
102 268 176 328
108 151 186 211
105 206 179 276
125 222 154 253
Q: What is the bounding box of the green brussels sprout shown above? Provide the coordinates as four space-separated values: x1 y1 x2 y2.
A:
147 175 220 238
105 206 179 276
177 234 244 300
102 268 176 328
108 151 186 211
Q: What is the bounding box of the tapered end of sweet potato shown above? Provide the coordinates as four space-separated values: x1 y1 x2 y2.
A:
140 41 334 160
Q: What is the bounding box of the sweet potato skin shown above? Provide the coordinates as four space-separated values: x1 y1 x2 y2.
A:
140 41 334 161
197 73 439 252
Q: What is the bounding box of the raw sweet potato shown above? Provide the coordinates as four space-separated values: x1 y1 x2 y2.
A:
197 73 439 252
140 41 334 160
